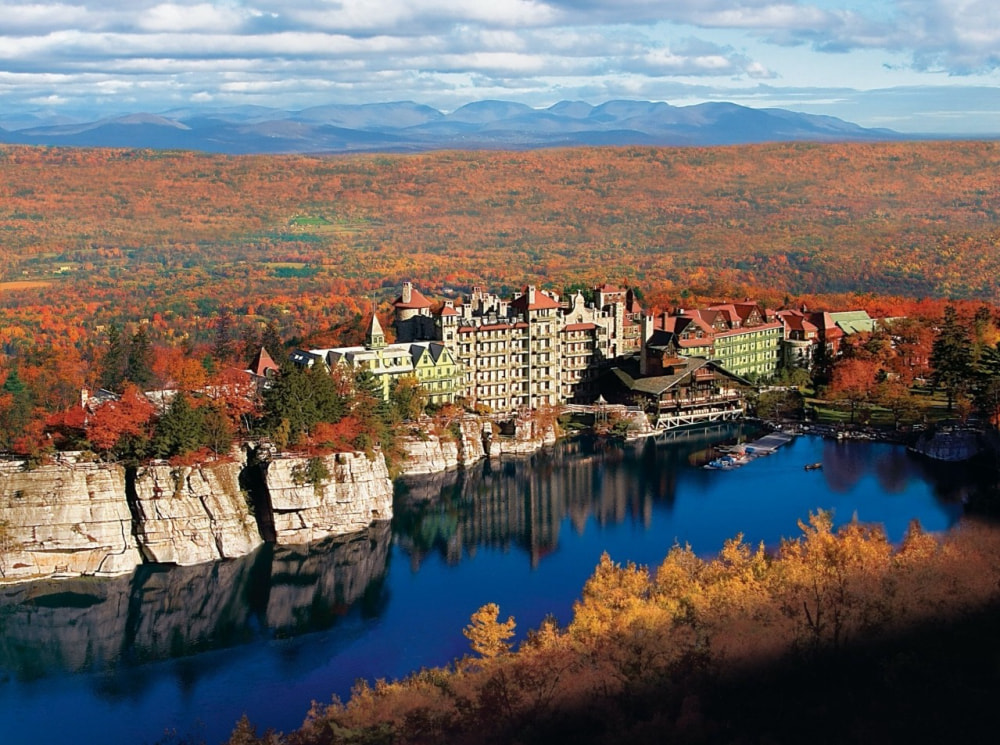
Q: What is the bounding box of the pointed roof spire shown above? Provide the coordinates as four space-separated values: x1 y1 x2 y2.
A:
249 347 279 378
365 305 387 349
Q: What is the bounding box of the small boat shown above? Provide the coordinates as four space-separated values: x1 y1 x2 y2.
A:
704 453 750 470
804 462 823 471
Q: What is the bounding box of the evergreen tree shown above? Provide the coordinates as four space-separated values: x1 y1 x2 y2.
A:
354 369 392 423
974 342 1000 425
0 368 34 449
811 340 834 385
125 326 155 389
262 363 346 446
261 322 284 361
238 325 262 369
930 305 973 412
152 393 206 458
100 322 128 391
214 309 236 364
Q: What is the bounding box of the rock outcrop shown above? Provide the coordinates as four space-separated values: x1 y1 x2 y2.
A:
0 449 394 583
909 428 984 462
0 458 142 582
398 414 558 476
399 417 490 476
131 461 262 565
262 452 393 544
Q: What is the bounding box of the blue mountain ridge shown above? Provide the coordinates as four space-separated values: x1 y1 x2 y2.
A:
0 99 903 154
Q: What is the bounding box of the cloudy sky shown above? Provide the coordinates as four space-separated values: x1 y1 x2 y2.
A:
2 0 999 133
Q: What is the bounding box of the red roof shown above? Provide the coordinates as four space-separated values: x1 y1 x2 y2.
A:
393 285 433 309
782 314 818 333
562 322 597 332
438 305 458 317
248 347 279 377
511 286 560 312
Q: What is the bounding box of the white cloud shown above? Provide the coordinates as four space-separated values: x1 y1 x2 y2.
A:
0 0 996 133
136 3 250 33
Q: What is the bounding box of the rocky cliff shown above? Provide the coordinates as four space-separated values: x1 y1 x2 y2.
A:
261 451 393 544
0 457 142 582
0 449 393 583
398 417 490 476
398 415 557 476
131 461 262 565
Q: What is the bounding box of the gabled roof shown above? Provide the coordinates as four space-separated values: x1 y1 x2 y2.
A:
511 286 560 312
830 310 876 334
248 347 279 377
781 314 819 333
365 311 386 348
426 341 452 363
704 304 740 326
611 357 753 396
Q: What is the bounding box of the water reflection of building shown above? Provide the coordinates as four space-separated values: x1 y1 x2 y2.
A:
0 523 391 681
394 431 739 569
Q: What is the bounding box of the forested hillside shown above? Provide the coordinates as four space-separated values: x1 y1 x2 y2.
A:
2 141 998 358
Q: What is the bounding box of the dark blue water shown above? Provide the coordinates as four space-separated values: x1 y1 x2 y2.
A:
0 430 976 745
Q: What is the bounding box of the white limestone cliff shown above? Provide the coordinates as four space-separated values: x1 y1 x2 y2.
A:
264 451 393 544
0 457 142 582
131 461 262 565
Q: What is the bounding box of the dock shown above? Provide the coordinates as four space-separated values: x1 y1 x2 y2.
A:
743 431 795 455
705 430 795 470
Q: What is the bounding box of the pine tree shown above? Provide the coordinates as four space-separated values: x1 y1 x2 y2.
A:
214 309 236 365
100 323 128 391
929 305 973 412
262 363 346 447
0 368 34 449
152 392 206 458
125 326 155 389
261 322 284 361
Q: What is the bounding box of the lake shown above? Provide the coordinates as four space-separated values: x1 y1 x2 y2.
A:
0 428 973 745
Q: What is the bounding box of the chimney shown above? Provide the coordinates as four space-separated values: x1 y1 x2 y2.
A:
640 315 655 376
402 282 412 304
528 285 536 305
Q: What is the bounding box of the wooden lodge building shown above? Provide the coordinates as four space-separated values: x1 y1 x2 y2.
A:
606 340 753 430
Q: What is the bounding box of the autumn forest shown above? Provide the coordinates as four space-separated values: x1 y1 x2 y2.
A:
4 140 1000 744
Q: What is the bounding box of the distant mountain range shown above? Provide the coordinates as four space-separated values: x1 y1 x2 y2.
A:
0 100 903 154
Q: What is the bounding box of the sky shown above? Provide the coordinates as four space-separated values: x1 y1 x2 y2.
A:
1 0 999 134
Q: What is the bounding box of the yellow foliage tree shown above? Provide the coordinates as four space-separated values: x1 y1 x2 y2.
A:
464 603 516 660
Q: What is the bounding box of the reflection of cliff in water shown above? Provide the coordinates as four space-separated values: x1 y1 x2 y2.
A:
821 439 987 504
394 426 752 569
0 522 391 682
